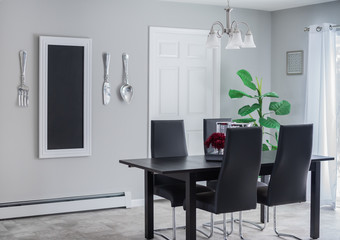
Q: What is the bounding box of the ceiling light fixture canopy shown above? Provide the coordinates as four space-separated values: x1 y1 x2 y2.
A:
206 0 256 49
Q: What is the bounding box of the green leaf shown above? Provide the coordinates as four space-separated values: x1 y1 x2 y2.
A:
237 69 257 91
229 89 252 99
269 100 291 115
259 117 280 130
261 92 279 98
265 140 278 151
233 118 256 123
262 144 269 151
266 140 277 150
238 104 261 116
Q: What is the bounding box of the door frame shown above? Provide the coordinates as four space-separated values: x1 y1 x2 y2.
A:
148 26 221 157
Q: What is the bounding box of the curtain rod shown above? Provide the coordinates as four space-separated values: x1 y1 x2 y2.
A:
304 24 340 32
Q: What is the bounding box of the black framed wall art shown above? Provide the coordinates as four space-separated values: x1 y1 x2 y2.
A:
39 36 92 158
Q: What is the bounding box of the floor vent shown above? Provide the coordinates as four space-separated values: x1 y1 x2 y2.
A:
0 192 131 219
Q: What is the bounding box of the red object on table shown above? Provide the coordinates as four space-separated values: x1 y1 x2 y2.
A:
204 132 226 150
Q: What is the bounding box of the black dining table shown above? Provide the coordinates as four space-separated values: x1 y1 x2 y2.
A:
119 151 334 240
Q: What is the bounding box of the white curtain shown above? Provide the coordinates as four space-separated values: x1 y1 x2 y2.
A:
305 23 337 209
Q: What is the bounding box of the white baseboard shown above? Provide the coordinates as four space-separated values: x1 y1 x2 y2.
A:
0 192 131 220
131 196 164 208
131 198 144 207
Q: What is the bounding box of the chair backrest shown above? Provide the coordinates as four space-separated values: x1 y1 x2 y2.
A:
215 127 262 213
151 120 188 158
203 118 232 154
267 124 313 206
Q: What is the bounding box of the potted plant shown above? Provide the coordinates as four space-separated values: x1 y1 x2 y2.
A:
228 69 291 150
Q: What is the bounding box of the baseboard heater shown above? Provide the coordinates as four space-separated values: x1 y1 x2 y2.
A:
0 192 131 220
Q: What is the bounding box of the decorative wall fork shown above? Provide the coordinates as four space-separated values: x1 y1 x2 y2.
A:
18 50 29 107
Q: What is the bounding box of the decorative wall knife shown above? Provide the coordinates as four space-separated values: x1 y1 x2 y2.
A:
103 52 111 105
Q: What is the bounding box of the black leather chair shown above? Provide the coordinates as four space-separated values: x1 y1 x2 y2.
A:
256 124 313 239
151 120 209 240
191 127 263 239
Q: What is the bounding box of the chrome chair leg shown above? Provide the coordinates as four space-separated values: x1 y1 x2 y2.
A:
154 231 172 240
222 213 233 239
202 213 233 235
223 213 227 239
197 213 214 238
234 206 268 231
227 213 233 236
154 207 185 240
273 206 302 240
239 212 245 239
172 207 176 239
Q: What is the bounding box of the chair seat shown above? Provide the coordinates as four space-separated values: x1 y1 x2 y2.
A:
155 183 211 207
256 177 309 207
195 190 216 213
207 180 217 190
257 181 269 205
207 181 267 208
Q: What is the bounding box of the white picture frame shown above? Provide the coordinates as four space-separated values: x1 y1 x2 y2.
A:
286 50 303 75
39 36 92 158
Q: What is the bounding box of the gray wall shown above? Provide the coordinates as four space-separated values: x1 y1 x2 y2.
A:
0 0 271 202
271 1 340 124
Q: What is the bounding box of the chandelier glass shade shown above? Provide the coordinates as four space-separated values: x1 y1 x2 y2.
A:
206 30 221 48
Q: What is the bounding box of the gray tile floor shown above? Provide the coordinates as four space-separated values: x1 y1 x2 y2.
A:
0 200 339 240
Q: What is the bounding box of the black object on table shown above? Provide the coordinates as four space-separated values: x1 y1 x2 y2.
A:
119 151 333 240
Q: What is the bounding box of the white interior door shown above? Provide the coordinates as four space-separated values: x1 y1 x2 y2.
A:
149 27 220 156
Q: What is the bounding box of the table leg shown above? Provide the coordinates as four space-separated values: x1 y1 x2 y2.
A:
145 170 154 239
310 162 321 239
185 173 196 240
260 175 270 223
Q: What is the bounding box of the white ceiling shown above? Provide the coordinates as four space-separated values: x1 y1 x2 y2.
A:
160 0 338 11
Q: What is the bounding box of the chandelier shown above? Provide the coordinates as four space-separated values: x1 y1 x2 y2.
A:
206 0 256 49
